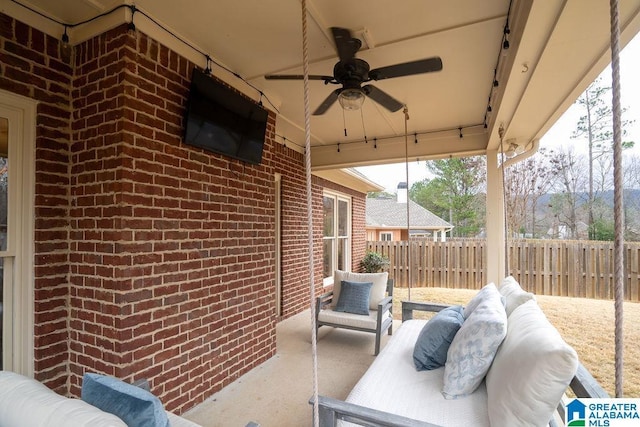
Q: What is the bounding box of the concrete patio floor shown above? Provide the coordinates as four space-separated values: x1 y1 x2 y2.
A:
184 310 398 427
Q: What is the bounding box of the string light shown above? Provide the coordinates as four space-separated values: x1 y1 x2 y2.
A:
337 143 340 153
326 123 483 152
483 0 514 129
60 25 72 63
127 5 136 32
9 0 279 113
204 56 212 75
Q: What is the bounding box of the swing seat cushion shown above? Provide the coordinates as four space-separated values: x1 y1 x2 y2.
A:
486 299 578 426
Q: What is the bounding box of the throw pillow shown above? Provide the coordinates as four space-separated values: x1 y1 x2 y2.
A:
413 305 464 371
462 282 498 319
81 373 170 427
486 300 578 426
333 270 388 309
334 280 373 315
498 276 535 316
442 284 507 399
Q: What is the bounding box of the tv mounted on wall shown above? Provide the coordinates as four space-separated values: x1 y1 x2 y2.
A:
183 68 268 165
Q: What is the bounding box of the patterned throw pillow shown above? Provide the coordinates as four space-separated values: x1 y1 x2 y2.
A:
334 280 373 315
442 284 507 399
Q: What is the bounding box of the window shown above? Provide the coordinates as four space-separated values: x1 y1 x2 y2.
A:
379 232 392 241
323 191 351 284
0 90 36 376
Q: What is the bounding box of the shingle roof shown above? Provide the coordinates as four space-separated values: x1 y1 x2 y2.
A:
366 197 453 229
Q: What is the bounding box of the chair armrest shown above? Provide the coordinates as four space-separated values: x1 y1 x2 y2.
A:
401 300 451 322
317 291 334 308
377 295 393 314
316 291 334 319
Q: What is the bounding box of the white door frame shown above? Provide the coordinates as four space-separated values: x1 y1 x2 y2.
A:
0 89 36 377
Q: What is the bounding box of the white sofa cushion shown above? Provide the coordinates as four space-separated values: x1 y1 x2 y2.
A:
443 284 507 399
498 276 535 316
486 300 578 427
0 371 127 427
345 319 489 426
333 270 388 310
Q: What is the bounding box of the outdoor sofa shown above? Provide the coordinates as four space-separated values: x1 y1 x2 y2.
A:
0 370 201 427
314 277 608 426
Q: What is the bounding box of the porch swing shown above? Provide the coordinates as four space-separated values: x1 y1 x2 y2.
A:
298 0 625 426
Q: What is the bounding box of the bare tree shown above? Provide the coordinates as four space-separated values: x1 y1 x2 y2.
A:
503 148 558 238
571 77 634 239
547 147 588 239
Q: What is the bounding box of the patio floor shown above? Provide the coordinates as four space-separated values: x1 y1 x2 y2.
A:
184 310 399 427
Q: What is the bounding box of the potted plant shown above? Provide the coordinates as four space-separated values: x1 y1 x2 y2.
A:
360 251 390 273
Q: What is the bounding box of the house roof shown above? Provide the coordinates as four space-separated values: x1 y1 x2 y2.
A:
366 197 453 230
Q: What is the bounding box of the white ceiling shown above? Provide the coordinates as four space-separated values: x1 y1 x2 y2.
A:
5 0 640 171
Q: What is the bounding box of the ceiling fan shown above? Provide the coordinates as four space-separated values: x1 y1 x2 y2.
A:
265 27 443 115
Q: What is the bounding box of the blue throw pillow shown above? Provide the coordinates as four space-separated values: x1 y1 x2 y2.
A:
334 280 373 315
81 373 170 427
413 305 465 371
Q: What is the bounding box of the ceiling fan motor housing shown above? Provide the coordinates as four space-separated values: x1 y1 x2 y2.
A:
334 58 370 89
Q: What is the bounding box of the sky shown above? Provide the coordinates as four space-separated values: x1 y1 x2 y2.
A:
357 33 640 194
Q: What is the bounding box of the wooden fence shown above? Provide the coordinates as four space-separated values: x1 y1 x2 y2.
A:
367 239 640 302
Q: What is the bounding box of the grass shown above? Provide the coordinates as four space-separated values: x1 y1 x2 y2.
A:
392 287 640 397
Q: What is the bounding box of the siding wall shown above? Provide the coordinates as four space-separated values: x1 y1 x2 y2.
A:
0 14 367 413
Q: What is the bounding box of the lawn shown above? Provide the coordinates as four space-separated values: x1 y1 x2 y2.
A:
392 287 640 397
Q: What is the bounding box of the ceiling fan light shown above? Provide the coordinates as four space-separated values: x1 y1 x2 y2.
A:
338 88 365 111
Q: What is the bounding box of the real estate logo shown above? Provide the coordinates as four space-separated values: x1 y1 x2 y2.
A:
566 398 640 426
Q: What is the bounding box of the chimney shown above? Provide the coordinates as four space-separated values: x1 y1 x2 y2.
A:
397 182 408 203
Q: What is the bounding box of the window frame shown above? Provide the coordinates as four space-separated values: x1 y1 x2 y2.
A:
322 190 351 286
379 232 393 241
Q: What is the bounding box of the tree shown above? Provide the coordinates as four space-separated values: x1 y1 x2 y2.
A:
411 157 486 237
547 147 588 239
503 148 558 238
571 77 634 239
367 190 395 199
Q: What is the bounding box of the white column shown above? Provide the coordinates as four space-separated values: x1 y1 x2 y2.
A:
486 150 506 285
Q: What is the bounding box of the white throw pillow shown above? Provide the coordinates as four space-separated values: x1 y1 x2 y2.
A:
443 284 507 399
332 270 388 310
486 300 578 427
498 276 535 316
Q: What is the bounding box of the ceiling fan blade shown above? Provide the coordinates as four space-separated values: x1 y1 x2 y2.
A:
369 57 443 81
313 89 341 115
265 74 334 82
331 27 361 62
362 85 404 112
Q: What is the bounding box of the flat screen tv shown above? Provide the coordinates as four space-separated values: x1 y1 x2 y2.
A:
183 68 268 165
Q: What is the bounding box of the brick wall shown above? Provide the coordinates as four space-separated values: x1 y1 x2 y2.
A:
66 25 281 411
0 13 72 392
0 13 368 413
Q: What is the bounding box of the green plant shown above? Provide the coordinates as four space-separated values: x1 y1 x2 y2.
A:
360 251 390 273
